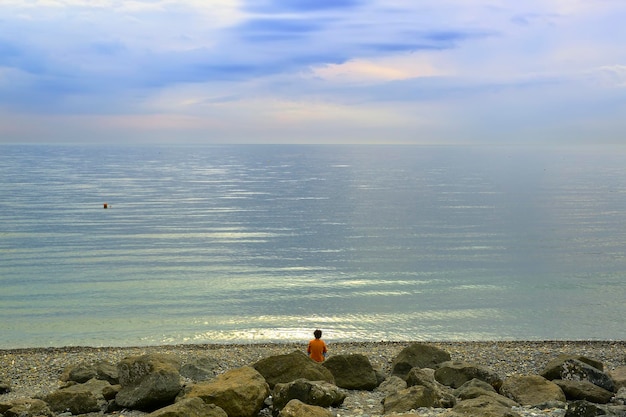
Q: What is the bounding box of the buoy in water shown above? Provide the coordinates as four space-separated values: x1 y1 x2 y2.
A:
103 203 108 209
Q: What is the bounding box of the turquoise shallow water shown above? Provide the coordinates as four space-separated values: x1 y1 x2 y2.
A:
1 144 625 348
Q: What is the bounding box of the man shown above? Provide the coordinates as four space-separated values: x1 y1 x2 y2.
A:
307 329 328 362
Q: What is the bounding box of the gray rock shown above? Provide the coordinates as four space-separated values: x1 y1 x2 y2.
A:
253 350 334 389
180 356 220 381
434 360 503 390
147 397 227 417
278 399 333 417
272 378 346 413
0 398 55 417
382 385 436 414
115 353 182 411
541 355 605 380
322 354 378 390
376 376 407 395
565 400 606 417
558 359 616 392
179 366 270 417
452 395 521 417
391 343 451 378
405 367 456 408
454 380 518 408
62 360 119 385
44 379 112 414
554 379 614 404
500 375 566 406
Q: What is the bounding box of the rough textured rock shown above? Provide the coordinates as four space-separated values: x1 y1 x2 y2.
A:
390 343 451 378
376 376 407 395
179 366 269 417
382 385 436 413
564 400 607 417
451 395 521 417
552 359 616 392
554 379 614 404
43 378 115 414
434 360 503 390
116 353 183 411
252 350 334 388
322 354 379 390
278 399 333 417
179 356 219 382
500 375 566 406
0 398 55 417
147 397 227 417
541 355 604 381
62 360 119 384
272 378 346 412
454 379 518 408
405 367 456 408
610 366 626 390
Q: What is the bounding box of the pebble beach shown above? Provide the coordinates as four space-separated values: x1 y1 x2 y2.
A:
1 341 625 416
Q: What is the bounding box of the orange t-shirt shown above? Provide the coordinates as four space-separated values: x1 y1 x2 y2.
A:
307 338 327 362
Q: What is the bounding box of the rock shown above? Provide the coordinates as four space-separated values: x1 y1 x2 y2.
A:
405 367 456 408
147 397 227 417
452 395 521 417
553 379 614 404
0 398 55 417
614 387 626 405
44 378 112 414
180 356 220 381
278 399 333 417
541 355 604 381
179 366 269 417
390 343 451 378
116 353 183 411
565 400 606 417
62 360 119 384
376 376 407 395
322 354 379 390
556 359 616 392
499 375 566 406
252 350 334 388
434 360 503 390
272 378 346 413
382 385 436 413
454 379 518 408
0 379 10 394
610 366 626 390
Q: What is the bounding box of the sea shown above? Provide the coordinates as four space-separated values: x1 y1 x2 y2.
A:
1 144 625 349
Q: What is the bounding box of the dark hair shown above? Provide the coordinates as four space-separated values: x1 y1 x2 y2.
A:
313 329 322 339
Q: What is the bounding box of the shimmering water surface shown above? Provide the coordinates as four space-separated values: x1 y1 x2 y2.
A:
1 144 625 348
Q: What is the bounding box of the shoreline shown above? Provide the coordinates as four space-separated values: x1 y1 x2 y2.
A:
1 340 625 414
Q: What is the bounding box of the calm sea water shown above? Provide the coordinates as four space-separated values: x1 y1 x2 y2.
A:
1 144 625 348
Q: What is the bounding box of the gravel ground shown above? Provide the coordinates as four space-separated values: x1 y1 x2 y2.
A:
1 341 625 417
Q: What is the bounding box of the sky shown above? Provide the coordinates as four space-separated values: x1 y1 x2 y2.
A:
1 0 625 145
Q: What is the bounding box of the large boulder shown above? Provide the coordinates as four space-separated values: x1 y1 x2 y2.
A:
376 376 407 395
541 355 604 380
180 356 220 382
0 399 54 417
434 360 503 390
554 379 614 404
454 379 518 408
278 399 333 417
406 367 456 408
62 360 119 384
610 366 626 390
500 375 566 406
543 359 615 392
382 385 436 413
179 366 269 417
147 397 227 417
391 343 451 378
43 378 115 414
451 395 521 417
322 354 379 390
272 378 346 413
115 353 182 411
253 350 334 388
565 400 607 417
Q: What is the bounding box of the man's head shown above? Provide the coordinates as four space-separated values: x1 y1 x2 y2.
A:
313 329 322 339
